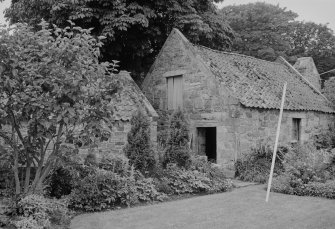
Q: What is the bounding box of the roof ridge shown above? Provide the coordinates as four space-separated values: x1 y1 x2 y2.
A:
278 57 329 102
194 44 282 66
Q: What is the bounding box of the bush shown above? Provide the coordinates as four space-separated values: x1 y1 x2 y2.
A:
271 174 295 195
272 175 335 199
163 110 191 168
11 194 69 229
69 167 166 212
272 142 335 199
99 154 131 176
124 110 156 174
312 125 335 149
157 164 233 195
135 172 167 202
283 143 334 183
69 169 138 211
296 181 335 199
235 140 288 183
46 168 73 199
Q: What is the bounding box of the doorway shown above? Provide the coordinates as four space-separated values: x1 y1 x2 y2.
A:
197 127 217 162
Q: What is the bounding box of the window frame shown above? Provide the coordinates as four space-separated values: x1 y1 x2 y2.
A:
166 74 184 110
292 118 301 142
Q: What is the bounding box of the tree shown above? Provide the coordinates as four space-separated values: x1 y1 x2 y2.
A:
0 21 117 196
322 77 335 106
221 2 298 61
286 21 335 74
163 110 191 168
4 0 235 82
124 110 156 174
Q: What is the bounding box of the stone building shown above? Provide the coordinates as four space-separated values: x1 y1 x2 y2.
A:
78 71 158 156
142 28 335 166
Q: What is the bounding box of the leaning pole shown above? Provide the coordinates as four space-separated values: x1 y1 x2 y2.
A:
266 82 287 202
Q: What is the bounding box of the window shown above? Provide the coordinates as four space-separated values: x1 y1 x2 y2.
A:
292 118 301 142
167 75 183 109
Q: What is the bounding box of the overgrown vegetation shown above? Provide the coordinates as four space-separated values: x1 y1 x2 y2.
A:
124 110 156 174
236 129 335 199
163 110 192 168
272 142 335 198
10 194 70 229
235 140 288 183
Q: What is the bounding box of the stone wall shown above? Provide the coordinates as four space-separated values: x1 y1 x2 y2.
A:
189 106 334 166
79 118 158 157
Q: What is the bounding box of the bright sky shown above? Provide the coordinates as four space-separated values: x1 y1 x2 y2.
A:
0 0 334 32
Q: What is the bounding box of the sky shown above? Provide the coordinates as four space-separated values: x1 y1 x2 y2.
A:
0 0 334 31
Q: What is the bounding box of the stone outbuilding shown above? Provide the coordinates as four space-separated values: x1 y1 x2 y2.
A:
142 28 335 167
79 70 159 155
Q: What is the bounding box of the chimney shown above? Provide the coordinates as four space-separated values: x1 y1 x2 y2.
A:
293 57 321 90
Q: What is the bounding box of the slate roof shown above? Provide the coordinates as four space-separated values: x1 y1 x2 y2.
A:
193 45 335 113
112 71 158 121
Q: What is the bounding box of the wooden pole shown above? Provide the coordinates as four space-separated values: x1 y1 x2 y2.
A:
266 82 287 202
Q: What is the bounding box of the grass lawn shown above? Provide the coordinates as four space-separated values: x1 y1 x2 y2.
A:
70 185 335 229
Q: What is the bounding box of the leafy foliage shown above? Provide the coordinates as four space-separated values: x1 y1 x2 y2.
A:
286 21 335 74
11 194 69 229
282 143 334 183
46 168 73 199
5 0 235 82
221 2 297 61
157 163 232 195
163 110 191 168
69 169 138 211
322 78 335 107
0 21 117 195
124 110 156 174
235 140 288 183
69 167 166 212
272 142 335 199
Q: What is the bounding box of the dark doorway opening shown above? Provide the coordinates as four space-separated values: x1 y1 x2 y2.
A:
197 127 217 162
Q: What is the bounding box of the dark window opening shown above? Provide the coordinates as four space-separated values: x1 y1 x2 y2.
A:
197 127 217 162
292 118 301 142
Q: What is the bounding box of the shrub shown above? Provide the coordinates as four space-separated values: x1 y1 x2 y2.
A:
283 143 334 183
11 194 69 229
160 164 211 194
271 174 295 195
163 110 191 168
191 156 226 178
272 142 335 199
46 168 73 199
124 110 156 174
158 164 233 195
69 169 138 211
296 181 335 199
272 175 335 199
99 154 131 176
135 172 167 202
69 167 166 212
312 124 335 149
235 140 288 183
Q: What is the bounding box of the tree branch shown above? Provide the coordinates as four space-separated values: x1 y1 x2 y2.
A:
31 122 64 192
